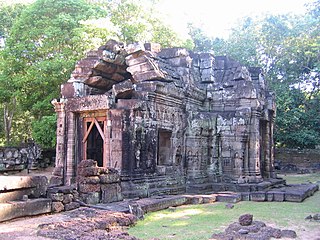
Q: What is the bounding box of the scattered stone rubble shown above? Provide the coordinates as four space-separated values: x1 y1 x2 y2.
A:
37 207 138 240
305 213 320 221
210 214 297 240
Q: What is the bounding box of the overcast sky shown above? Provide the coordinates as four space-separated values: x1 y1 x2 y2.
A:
157 0 315 38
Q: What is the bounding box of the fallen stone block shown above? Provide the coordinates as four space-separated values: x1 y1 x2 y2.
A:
64 202 80 211
0 188 36 203
250 192 266 202
268 191 284 202
0 198 52 222
216 192 241 203
0 176 48 194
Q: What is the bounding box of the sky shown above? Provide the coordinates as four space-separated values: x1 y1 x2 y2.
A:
2 0 316 39
157 0 315 38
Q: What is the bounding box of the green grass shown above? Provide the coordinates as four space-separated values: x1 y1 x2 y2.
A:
278 172 320 184
128 173 320 240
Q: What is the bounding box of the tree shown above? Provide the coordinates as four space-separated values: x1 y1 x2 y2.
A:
0 2 28 145
186 8 320 148
187 23 213 52
109 0 187 47
0 0 106 146
0 0 189 147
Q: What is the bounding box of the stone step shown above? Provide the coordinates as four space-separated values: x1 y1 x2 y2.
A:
0 198 52 222
215 192 242 203
186 183 213 194
0 176 48 203
137 195 187 213
240 183 319 202
0 176 47 191
0 188 35 203
183 194 217 204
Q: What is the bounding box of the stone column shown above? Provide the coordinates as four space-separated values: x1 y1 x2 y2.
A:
51 99 67 186
269 116 276 178
248 109 262 182
263 120 271 178
241 134 249 176
66 112 76 185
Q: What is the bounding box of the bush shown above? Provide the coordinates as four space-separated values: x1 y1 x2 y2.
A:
32 114 56 148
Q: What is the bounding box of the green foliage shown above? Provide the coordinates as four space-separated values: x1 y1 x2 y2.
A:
0 0 106 146
0 2 25 39
0 0 189 147
186 8 320 149
109 0 188 47
1 0 317 150
187 23 214 52
32 114 56 148
110 0 152 43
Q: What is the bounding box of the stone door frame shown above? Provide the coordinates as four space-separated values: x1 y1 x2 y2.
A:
82 115 107 167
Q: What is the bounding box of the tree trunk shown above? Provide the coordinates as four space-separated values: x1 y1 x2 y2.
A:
3 97 16 146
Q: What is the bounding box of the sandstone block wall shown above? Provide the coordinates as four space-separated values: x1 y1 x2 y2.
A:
275 148 320 171
0 144 53 172
47 186 80 213
77 159 122 204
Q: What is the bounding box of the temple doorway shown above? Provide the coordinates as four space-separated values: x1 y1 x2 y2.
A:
82 116 107 167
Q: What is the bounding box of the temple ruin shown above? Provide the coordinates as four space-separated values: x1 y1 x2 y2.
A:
51 39 277 201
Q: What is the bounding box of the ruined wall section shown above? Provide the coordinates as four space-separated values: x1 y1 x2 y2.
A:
52 39 277 197
192 55 276 183
115 81 188 198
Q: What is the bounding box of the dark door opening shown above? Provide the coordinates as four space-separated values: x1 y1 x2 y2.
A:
158 130 172 165
86 122 104 167
82 116 106 167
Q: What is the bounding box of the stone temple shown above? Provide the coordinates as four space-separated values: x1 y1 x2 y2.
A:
51 39 277 202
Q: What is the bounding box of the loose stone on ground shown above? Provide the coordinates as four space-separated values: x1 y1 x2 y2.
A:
210 214 297 240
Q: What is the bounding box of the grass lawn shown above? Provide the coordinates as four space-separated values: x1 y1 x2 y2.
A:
128 173 320 240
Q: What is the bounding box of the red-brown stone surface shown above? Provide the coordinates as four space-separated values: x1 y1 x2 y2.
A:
37 207 138 240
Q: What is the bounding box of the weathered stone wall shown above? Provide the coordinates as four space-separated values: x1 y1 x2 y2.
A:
275 148 320 171
52 39 277 198
47 186 80 213
0 144 42 172
77 159 122 204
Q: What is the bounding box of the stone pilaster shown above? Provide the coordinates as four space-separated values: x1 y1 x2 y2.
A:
66 112 76 185
247 109 262 182
50 99 67 186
